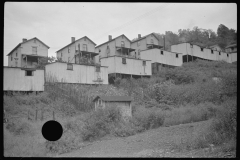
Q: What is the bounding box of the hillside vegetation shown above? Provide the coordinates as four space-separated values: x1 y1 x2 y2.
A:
4 59 236 157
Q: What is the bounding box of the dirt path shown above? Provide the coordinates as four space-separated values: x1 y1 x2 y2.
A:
57 120 225 157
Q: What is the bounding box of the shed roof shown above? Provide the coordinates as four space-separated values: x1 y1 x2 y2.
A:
93 95 132 102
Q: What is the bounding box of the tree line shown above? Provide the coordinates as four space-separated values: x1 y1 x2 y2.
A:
133 24 237 51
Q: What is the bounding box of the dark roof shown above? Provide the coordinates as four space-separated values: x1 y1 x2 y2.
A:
95 34 132 48
7 37 50 56
225 44 237 49
93 95 132 102
56 36 97 53
131 33 159 43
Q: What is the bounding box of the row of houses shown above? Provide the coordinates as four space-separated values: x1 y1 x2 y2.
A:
4 33 237 92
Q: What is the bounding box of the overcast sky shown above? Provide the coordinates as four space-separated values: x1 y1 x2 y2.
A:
4 2 237 66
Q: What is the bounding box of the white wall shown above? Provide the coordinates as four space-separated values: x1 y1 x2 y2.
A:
45 62 108 84
140 48 182 66
4 67 44 91
100 56 151 76
171 43 232 63
21 39 48 57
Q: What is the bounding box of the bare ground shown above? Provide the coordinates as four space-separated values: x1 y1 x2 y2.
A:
56 119 236 158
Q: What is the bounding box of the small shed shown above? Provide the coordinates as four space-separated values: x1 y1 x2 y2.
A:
93 95 132 117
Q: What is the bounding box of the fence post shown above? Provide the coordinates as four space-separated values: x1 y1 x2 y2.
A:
53 111 55 120
35 109 38 121
28 110 30 120
41 109 44 121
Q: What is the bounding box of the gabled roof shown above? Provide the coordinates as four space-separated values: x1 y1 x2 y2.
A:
7 37 50 56
95 34 131 48
131 32 159 43
56 36 97 53
93 95 132 102
225 44 237 49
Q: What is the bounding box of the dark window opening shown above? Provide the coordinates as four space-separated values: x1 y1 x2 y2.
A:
96 66 100 72
99 49 101 53
211 50 213 54
25 71 33 76
219 52 221 55
201 48 203 52
176 54 178 58
161 51 163 55
231 47 234 50
16 52 18 57
122 58 126 64
67 63 73 70
227 54 229 57
143 61 146 66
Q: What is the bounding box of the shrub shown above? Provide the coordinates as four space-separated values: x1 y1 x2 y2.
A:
6 120 33 136
211 99 236 141
81 107 122 141
132 106 165 130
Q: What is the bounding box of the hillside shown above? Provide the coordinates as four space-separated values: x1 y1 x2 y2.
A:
4 59 237 157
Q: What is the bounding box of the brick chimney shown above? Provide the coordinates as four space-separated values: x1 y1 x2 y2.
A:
22 38 27 42
138 34 141 39
71 37 75 43
109 35 112 41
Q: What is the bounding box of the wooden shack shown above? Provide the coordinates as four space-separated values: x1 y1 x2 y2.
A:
93 95 132 118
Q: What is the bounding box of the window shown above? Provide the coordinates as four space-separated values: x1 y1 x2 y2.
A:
122 58 126 64
121 41 125 47
25 70 33 76
201 48 203 52
176 54 179 58
161 50 163 55
231 47 234 51
227 54 229 57
99 49 101 53
16 52 18 57
61 52 62 57
32 47 37 54
190 44 193 48
96 66 100 72
138 49 141 55
219 52 221 55
83 44 88 51
68 47 70 53
67 63 73 70
143 61 146 66
211 50 213 54
151 39 154 44
99 55 101 62
137 41 141 46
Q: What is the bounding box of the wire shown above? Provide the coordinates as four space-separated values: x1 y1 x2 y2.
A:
94 4 171 41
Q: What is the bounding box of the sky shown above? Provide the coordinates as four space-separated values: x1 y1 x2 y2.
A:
4 2 237 66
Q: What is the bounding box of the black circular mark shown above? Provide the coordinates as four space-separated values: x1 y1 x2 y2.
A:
41 120 63 141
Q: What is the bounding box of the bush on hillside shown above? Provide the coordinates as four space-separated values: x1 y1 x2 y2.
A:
132 106 165 131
